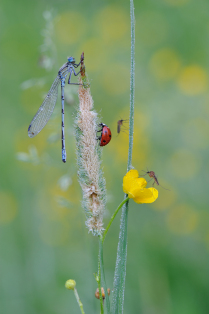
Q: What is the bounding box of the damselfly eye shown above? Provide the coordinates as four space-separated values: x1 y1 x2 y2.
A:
68 57 75 63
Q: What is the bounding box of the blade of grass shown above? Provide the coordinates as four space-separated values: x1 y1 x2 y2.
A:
111 0 135 313
111 200 129 314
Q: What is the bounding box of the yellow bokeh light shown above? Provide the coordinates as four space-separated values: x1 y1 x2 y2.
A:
95 6 129 43
111 129 128 164
177 65 208 95
0 191 18 224
132 132 150 166
132 111 150 165
15 125 49 157
169 149 200 179
167 204 198 235
81 38 107 72
111 110 150 165
55 12 86 45
150 48 181 80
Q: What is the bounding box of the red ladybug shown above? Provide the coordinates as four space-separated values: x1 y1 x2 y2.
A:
98 123 112 146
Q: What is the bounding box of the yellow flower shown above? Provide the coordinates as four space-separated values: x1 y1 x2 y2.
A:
123 169 158 204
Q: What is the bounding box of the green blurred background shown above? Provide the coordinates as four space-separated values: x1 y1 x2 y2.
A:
1 0 209 313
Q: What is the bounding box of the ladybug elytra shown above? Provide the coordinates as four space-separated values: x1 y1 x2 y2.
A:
98 123 112 146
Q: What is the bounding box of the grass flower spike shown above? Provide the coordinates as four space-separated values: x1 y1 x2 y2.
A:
123 169 158 203
75 54 106 236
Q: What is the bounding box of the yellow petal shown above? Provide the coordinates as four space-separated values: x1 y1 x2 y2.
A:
133 187 158 204
128 178 147 198
123 169 147 194
125 169 139 178
123 169 158 204
123 169 138 193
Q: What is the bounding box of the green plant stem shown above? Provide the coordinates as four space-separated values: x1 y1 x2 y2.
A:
99 236 110 313
74 288 85 314
97 251 104 314
102 197 129 244
98 198 129 314
111 0 135 313
128 0 135 171
111 199 129 314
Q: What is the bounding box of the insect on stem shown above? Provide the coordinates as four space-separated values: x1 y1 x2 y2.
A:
97 123 112 147
28 53 84 162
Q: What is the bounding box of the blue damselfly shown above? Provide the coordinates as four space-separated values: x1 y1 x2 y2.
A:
28 55 83 162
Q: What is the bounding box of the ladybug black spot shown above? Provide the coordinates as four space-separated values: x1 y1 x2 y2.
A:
98 123 112 147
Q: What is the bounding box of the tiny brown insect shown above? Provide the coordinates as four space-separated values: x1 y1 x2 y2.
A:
141 169 170 191
117 119 129 134
95 287 111 300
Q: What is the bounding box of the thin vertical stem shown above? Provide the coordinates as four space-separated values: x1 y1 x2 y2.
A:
98 249 104 314
102 197 129 244
128 0 135 172
111 0 135 313
99 236 110 313
74 288 85 314
111 200 129 314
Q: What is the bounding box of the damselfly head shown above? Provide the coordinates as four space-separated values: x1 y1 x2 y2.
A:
68 56 75 64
